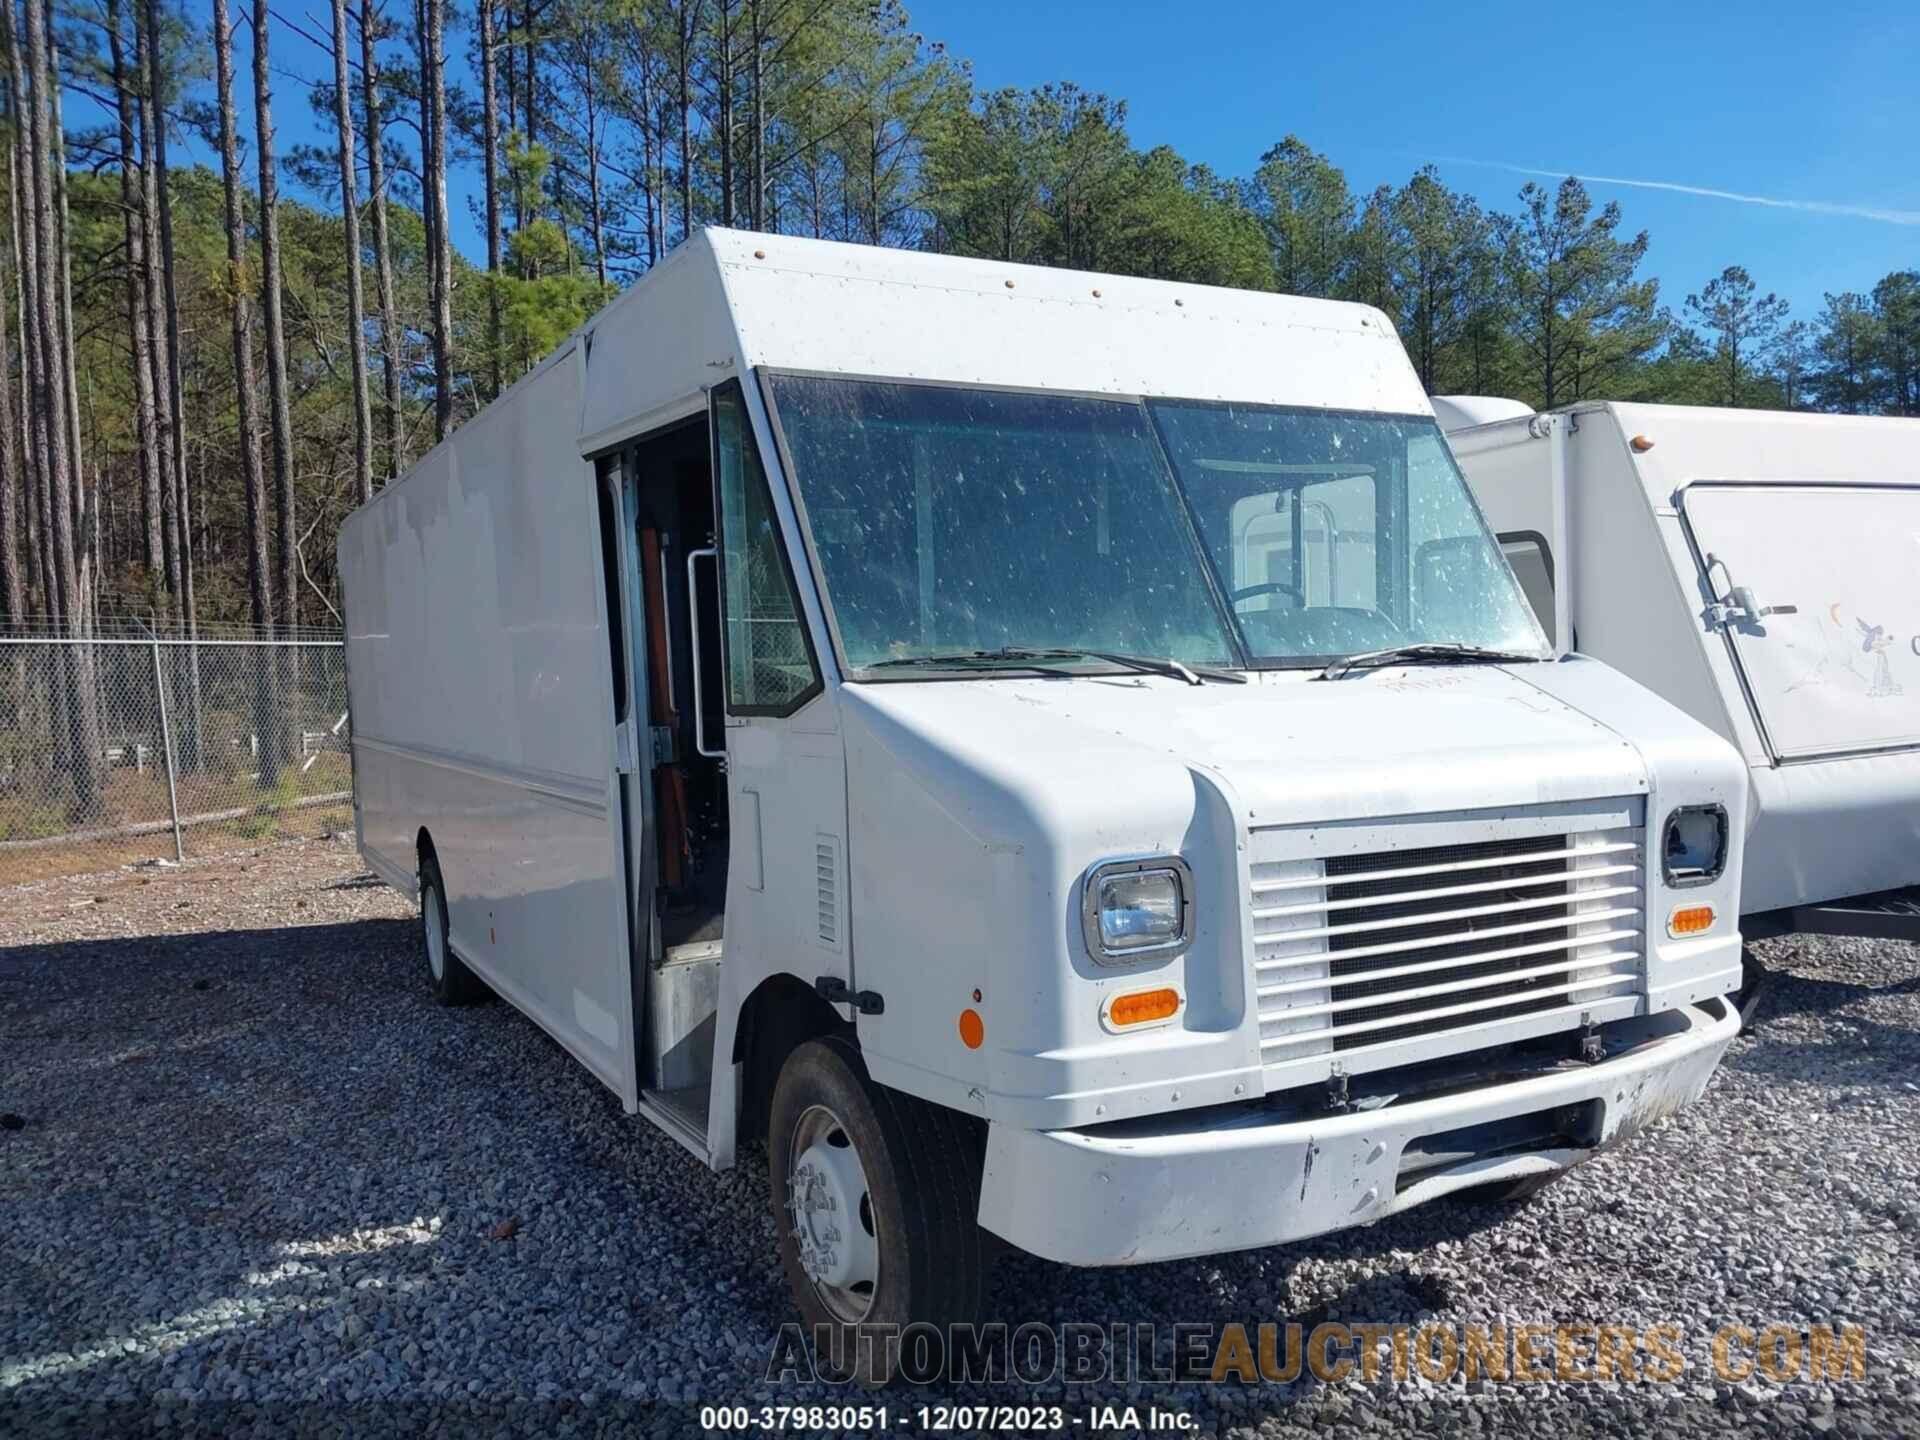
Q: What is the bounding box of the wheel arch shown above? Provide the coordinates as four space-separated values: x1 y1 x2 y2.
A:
731 972 852 1149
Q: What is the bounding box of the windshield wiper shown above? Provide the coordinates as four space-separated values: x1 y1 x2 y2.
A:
1068 649 1248 685
865 647 1247 685
1314 643 1547 682
865 648 1079 675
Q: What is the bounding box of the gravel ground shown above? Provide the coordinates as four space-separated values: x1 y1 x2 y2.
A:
3 836 1918 1437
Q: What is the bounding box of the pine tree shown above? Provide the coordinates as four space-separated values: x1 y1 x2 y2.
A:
361 0 405 478
107 0 165 588
331 0 375 503
253 0 297 665
1684 265 1789 407
1499 178 1660 408
212 0 275 769
423 0 453 439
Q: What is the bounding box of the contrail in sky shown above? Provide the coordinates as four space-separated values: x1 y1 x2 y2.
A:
1435 156 1920 227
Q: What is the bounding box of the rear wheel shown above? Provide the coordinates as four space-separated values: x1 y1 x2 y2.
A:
419 850 486 1006
767 1037 989 1385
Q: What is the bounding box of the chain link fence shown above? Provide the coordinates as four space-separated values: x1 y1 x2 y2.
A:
0 624 352 882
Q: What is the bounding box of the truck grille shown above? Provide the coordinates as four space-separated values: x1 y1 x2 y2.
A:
1252 818 1645 1072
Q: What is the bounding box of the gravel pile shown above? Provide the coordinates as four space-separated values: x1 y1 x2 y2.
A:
4 837 1918 1436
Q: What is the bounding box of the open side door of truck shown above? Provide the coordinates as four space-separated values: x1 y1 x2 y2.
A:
1678 481 1920 764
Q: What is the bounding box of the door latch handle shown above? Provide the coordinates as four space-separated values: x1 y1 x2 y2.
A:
686 547 727 761
1703 555 1797 629
815 975 884 1015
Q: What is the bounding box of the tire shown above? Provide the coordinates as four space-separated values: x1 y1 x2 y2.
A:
418 850 487 1006
1463 1169 1563 1206
1734 946 1773 1027
767 1037 989 1386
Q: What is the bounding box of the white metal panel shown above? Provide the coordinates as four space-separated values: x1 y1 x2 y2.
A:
836 657 1743 1133
338 348 641 1108
576 237 738 455
1431 395 1535 431
980 998 1738 1267
1680 483 1920 762
1443 413 1572 651
709 230 1430 415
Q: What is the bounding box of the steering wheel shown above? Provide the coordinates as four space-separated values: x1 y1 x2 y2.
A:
1230 580 1303 605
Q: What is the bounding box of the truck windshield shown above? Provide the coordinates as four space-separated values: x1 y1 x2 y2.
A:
765 377 1236 671
1146 400 1549 663
764 376 1545 674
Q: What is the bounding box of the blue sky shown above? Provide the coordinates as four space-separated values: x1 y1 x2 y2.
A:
171 0 1918 325
905 0 1919 318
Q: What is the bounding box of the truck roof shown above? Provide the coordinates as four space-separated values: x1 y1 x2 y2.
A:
580 229 1431 457
350 229 1434 528
1439 394 1920 494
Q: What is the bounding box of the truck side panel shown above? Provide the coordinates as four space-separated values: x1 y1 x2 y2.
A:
339 347 641 1107
1611 402 1920 913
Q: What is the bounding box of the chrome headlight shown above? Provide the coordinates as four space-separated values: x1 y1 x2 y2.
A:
1662 804 1728 887
1082 857 1194 963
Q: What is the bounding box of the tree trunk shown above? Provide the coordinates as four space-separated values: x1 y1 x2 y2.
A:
583 50 606 287
108 0 165 589
332 0 374 504
412 0 433 266
213 0 276 779
3 14 51 621
142 0 187 623
11 0 53 629
479 0 503 399
677 2 696 243
23 0 99 812
0 175 20 631
523 0 538 209
252 0 296 641
43 4 83 580
361 0 404 480
255 0 296 778
505 0 522 233
137 7 181 618
480 0 503 395
749 0 764 230
716 1 734 227
424 0 453 440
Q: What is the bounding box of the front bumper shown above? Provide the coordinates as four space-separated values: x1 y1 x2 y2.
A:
978 997 1739 1266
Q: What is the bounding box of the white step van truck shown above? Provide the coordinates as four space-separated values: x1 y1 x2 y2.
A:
1437 398 1920 944
340 231 1745 1375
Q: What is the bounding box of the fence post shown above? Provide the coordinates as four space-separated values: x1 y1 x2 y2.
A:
151 637 185 863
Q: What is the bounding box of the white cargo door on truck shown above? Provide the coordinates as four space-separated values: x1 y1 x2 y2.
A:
1680 482 1920 763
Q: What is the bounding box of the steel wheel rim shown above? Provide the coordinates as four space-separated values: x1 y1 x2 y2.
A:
785 1102 879 1324
423 881 446 982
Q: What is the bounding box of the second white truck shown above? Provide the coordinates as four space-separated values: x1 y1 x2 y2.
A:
1439 397 1920 944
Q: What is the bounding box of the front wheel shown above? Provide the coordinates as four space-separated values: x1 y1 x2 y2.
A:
767 1038 989 1385
1463 1169 1563 1205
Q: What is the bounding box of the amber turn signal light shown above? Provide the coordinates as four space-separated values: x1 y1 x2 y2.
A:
1667 904 1715 937
958 1009 985 1049
1106 988 1181 1029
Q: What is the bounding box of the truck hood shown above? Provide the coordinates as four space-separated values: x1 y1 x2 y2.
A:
845 658 1649 827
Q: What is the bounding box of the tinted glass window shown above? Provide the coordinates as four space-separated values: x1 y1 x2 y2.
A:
714 384 816 711
767 377 1234 670
1150 403 1546 660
